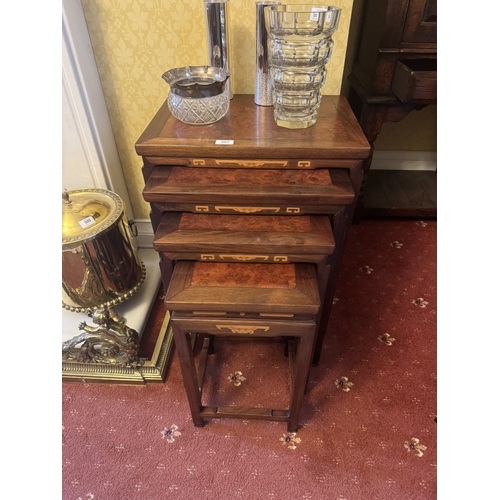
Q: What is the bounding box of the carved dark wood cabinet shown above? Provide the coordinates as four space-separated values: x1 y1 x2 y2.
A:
346 0 437 219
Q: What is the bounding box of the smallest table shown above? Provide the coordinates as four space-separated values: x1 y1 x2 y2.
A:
165 260 320 432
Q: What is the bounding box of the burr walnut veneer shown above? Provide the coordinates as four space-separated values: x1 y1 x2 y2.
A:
136 94 370 369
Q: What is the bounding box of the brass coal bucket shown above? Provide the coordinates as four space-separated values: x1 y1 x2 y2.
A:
62 188 145 313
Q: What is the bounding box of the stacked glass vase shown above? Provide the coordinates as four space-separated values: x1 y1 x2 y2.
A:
265 4 341 128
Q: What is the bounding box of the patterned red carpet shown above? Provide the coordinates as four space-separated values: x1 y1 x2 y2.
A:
62 219 437 500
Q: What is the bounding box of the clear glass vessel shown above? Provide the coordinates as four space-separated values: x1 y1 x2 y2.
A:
265 4 341 129
273 90 322 128
271 65 327 91
268 37 333 67
265 4 341 37
162 66 230 125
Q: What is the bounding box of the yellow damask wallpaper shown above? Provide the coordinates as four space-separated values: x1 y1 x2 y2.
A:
80 0 354 219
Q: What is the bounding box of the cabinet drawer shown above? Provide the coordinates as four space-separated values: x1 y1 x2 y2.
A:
391 59 437 104
143 166 355 208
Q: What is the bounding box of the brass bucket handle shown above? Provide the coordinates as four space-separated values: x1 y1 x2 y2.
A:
128 220 138 238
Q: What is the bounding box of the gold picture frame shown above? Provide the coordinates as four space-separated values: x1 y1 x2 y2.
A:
62 312 173 384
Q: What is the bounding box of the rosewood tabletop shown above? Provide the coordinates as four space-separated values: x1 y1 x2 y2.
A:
136 94 370 163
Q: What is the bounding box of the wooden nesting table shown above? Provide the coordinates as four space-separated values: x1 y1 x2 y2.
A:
136 94 370 369
166 260 320 432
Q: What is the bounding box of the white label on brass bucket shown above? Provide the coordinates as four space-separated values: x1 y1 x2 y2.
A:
79 215 96 228
215 140 234 145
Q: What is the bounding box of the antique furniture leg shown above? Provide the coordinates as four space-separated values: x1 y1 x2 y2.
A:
312 207 349 365
171 323 205 427
288 327 316 432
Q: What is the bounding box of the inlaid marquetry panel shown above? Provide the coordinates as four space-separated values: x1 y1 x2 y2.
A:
150 203 344 216
191 262 297 289
161 252 323 265
143 166 356 207
167 167 332 186
138 97 370 162
144 157 361 170
153 213 334 256
165 261 320 315
178 214 312 232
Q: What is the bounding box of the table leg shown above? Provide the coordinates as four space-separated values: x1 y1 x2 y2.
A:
171 321 204 427
288 326 316 432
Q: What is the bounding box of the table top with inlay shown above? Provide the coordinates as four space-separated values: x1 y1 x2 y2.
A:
136 94 370 161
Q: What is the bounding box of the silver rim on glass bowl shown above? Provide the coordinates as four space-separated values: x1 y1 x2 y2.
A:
162 65 230 98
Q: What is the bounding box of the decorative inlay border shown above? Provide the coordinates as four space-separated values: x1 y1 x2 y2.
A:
215 325 270 334
219 254 269 261
214 206 281 213
199 254 289 262
215 160 289 168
